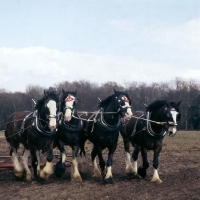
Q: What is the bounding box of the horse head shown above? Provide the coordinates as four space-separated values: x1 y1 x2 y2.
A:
164 100 181 136
35 89 60 132
113 88 133 120
44 90 60 131
146 100 181 137
61 89 77 122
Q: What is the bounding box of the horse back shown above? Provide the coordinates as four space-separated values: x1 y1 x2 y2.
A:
5 111 32 144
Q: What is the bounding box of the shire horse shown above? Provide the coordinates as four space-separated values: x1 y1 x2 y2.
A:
5 90 60 182
54 89 88 181
120 100 181 183
80 89 133 184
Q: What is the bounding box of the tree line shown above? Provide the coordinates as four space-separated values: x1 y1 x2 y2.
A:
1 77 200 131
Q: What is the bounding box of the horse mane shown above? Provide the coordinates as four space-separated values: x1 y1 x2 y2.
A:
61 90 77 101
98 90 131 109
146 100 166 112
146 100 180 112
98 94 115 109
169 101 180 112
35 90 60 111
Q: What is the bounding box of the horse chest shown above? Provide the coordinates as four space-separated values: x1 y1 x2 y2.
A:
133 133 162 150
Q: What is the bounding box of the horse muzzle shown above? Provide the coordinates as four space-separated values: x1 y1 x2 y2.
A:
167 125 177 137
64 116 72 122
119 106 132 119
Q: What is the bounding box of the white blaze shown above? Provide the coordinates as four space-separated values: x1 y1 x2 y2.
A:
46 100 57 129
64 95 75 122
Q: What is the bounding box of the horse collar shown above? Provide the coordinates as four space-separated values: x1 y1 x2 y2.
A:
146 111 166 138
32 110 57 136
92 109 121 132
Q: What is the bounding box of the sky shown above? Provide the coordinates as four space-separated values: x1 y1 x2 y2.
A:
0 0 200 92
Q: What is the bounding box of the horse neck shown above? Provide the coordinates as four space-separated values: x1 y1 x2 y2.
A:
149 109 164 133
67 110 79 125
38 105 48 127
102 102 119 125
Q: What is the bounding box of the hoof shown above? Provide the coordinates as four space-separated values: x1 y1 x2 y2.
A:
71 176 82 182
14 170 24 180
104 176 113 184
92 169 101 178
126 172 140 179
39 171 49 181
126 168 140 179
137 166 146 178
151 178 163 183
14 175 23 181
54 162 66 178
32 175 44 184
79 161 89 179
25 173 32 182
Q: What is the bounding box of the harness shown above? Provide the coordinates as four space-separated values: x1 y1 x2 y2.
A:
131 113 145 137
60 112 84 133
146 111 166 137
86 108 121 133
131 111 166 138
31 110 57 136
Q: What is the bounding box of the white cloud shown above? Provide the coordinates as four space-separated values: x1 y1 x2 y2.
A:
1 46 199 92
108 18 200 53
108 20 136 33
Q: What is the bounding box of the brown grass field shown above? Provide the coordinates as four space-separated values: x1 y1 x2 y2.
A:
0 130 200 200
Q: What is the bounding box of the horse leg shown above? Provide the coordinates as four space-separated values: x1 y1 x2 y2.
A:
137 147 149 178
132 145 141 177
11 147 24 180
21 149 32 181
104 150 114 184
39 149 54 181
151 147 162 183
55 141 67 178
30 146 40 182
71 146 82 182
36 150 41 174
79 138 89 179
91 148 101 178
124 139 136 178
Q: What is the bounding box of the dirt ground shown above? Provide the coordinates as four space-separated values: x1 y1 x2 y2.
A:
0 131 200 200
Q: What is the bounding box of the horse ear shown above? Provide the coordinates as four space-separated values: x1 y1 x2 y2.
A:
165 100 170 107
62 88 65 93
44 90 48 98
113 88 118 96
177 101 181 107
57 90 61 96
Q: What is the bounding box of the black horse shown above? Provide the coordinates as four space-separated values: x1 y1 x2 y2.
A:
54 89 88 181
120 100 181 183
5 90 60 182
80 89 133 184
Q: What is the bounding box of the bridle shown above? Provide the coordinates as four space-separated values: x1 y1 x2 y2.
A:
63 94 76 114
146 106 180 137
116 95 132 117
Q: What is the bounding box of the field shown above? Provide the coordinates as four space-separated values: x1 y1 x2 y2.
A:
0 131 200 200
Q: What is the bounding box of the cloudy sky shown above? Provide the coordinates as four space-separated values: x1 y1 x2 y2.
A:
0 0 200 92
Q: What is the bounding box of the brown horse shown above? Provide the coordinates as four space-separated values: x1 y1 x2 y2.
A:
120 100 181 183
5 90 60 182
